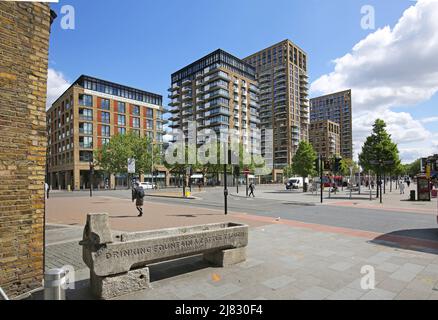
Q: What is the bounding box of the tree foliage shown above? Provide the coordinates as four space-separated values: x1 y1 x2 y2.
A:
292 141 317 179
358 119 401 174
94 131 159 176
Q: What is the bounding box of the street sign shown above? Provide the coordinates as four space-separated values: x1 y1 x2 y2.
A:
426 164 431 179
127 158 135 174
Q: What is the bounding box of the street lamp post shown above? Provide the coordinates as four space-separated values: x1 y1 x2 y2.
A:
370 159 394 204
320 154 323 204
89 162 94 197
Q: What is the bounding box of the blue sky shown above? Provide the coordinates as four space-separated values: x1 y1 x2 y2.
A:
48 0 438 162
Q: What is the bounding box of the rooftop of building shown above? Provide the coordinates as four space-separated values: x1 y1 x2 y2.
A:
171 49 256 83
243 39 308 60
49 75 163 112
310 89 352 101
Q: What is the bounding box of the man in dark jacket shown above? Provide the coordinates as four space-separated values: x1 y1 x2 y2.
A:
249 183 255 197
132 182 145 217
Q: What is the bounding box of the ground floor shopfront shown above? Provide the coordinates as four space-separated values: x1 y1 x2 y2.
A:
48 165 170 190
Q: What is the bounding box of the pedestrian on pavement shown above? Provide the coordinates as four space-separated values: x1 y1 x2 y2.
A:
45 182 50 199
132 182 145 217
399 180 405 194
371 181 375 189
406 178 411 188
249 182 255 197
198 181 202 192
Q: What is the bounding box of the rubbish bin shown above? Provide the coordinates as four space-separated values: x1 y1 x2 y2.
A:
410 190 416 201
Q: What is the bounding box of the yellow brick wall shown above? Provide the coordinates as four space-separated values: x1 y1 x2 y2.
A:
0 2 51 298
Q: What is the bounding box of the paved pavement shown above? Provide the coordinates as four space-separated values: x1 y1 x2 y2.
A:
43 187 438 300
47 222 438 300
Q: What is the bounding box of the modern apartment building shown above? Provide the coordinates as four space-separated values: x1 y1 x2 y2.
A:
310 89 353 159
243 39 309 182
309 120 341 160
168 49 260 154
47 75 167 190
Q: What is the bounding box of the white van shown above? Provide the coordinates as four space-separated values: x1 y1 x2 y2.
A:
285 177 308 190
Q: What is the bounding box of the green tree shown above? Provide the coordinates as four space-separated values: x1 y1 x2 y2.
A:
359 119 401 175
406 158 421 177
292 141 317 192
339 158 359 176
282 165 294 181
94 131 157 187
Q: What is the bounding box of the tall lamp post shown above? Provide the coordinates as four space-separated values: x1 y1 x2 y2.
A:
89 161 94 197
370 159 394 204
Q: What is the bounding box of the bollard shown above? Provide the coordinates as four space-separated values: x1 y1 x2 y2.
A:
0 287 9 300
44 268 66 300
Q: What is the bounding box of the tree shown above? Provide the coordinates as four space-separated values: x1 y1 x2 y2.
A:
292 141 317 192
339 158 359 177
405 158 421 177
282 165 294 181
359 119 401 175
94 131 157 188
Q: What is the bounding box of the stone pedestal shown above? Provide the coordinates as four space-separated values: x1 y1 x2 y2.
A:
203 247 246 267
90 267 150 300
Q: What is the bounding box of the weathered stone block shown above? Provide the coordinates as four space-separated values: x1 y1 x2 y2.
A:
90 267 151 300
203 247 247 267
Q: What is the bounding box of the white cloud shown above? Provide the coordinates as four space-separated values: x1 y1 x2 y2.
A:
311 0 438 162
46 68 71 110
420 116 438 124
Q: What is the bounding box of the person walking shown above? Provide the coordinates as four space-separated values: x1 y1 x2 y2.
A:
248 182 255 198
406 178 411 188
399 180 405 194
132 182 145 217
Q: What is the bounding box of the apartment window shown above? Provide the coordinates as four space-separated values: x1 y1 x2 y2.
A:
101 125 110 137
146 108 153 118
156 122 163 131
101 99 110 110
118 114 126 126
146 131 154 139
79 122 93 135
118 127 126 135
101 111 110 124
133 129 140 137
79 136 93 149
118 102 126 113
79 151 93 162
132 105 140 116
156 133 163 142
147 119 153 129
133 117 140 128
79 94 93 107
102 138 110 145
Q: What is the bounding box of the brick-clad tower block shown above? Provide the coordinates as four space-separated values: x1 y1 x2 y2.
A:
0 2 53 298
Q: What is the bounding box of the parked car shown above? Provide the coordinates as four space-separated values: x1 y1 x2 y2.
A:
285 177 308 190
139 182 156 189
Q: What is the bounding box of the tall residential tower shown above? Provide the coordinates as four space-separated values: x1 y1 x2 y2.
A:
310 89 353 159
244 39 309 182
168 49 260 150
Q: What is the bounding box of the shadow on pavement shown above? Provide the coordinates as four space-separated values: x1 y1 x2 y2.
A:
166 214 223 218
370 228 438 255
149 255 210 282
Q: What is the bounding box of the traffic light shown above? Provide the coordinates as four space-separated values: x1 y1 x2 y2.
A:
234 165 240 177
324 160 331 171
314 158 320 173
333 157 342 173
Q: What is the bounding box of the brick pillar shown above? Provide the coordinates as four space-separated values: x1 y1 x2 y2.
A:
74 168 81 190
0 2 52 298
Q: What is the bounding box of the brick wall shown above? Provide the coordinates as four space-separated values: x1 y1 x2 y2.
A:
0 2 52 298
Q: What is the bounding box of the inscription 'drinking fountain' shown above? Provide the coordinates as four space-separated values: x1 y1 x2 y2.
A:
80 213 249 277
102 231 246 260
